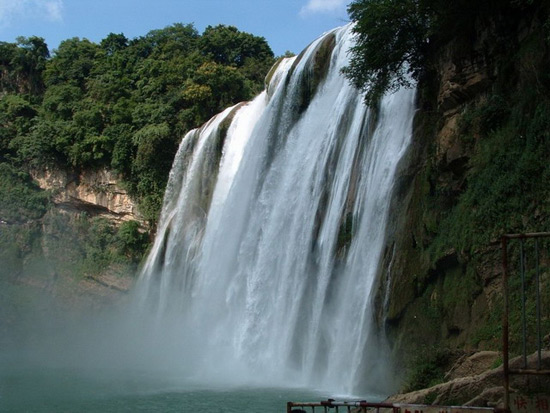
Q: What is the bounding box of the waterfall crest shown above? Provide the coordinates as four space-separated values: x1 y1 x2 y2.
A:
135 24 416 395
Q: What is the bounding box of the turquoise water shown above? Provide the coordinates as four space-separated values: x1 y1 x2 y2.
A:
0 366 371 412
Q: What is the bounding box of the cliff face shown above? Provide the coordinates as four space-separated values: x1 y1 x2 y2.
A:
379 39 496 352
0 167 145 329
378 3 550 369
0 168 143 345
31 168 142 224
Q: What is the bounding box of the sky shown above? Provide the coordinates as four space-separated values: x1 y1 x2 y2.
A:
0 0 351 56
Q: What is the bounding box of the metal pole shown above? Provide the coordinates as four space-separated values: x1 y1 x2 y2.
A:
520 239 527 368
502 236 510 412
536 239 542 370
503 232 550 239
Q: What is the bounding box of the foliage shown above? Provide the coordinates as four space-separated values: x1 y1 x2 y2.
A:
344 0 532 105
0 162 49 223
345 0 430 105
0 94 37 156
0 161 49 281
199 24 274 93
80 216 117 270
403 346 452 392
71 216 147 273
432 97 550 257
0 22 275 282
0 23 275 226
116 220 149 259
0 36 49 96
34 212 147 278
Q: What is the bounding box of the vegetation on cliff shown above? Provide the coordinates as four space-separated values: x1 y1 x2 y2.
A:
346 0 550 394
1 24 273 224
345 0 543 105
0 24 274 289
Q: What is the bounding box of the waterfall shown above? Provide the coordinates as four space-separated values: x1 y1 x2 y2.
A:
134 24 416 395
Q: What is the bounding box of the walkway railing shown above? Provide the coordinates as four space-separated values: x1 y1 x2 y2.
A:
501 232 550 412
287 399 500 413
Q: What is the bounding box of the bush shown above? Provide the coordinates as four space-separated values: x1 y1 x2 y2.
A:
116 220 148 260
404 346 454 392
0 162 49 223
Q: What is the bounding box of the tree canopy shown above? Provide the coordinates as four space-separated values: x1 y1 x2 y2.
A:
344 0 536 105
0 23 275 225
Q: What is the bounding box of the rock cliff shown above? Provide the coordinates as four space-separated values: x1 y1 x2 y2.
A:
387 351 550 408
376 1 550 384
31 167 142 225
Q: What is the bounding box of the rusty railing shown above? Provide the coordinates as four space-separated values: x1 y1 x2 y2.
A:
501 232 550 412
287 399 498 413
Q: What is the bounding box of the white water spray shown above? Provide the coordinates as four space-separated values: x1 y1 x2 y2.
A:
135 25 416 395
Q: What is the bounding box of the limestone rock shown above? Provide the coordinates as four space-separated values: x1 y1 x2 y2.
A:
444 351 501 381
387 351 550 408
32 167 142 225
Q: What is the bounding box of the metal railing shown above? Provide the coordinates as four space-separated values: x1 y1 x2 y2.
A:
287 399 499 413
287 399 386 413
501 232 550 412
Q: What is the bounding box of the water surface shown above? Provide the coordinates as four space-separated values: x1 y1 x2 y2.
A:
1 366 362 412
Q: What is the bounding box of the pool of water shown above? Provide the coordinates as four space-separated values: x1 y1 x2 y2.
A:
0 366 376 412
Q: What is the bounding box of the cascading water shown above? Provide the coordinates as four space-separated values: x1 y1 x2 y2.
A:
135 24 416 395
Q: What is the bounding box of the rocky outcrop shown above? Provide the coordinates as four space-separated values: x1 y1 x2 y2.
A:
437 49 491 115
31 167 142 224
444 351 500 381
387 351 550 408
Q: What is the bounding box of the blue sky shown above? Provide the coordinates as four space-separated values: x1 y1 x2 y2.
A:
0 0 351 56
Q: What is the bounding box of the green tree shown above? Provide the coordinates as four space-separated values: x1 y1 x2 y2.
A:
183 61 251 120
116 220 148 259
0 37 49 95
138 23 199 58
0 94 37 161
0 162 49 223
16 37 49 92
0 20 279 282
344 0 521 105
0 42 18 92
199 24 273 66
42 83 82 120
100 33 128 56
44 37 100 88
199 25 274 94
344 0 431 106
